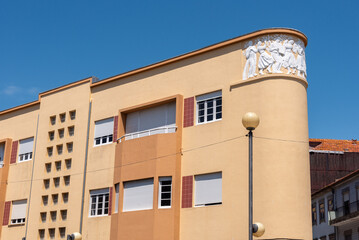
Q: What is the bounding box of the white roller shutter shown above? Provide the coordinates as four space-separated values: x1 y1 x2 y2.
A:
125 102 176 138
11 200 27 220
19 138 34 154
195 172 222 206
94 118 114 138
123 178 154 212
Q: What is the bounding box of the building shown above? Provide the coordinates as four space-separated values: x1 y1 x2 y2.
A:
310 139 359 193
0 28 312 240
312 168 359 240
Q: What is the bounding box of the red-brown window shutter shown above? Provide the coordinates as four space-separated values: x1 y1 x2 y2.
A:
108 187 113 215
10 141 19 164
113 116 118 143
183 97 194 128
2 201 11 226
182 176 193 208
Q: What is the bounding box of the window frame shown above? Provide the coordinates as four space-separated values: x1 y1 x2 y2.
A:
196 91 222 125
94 118 114 147
18 137 34 163
158 177 172 209
10 199 27 225
89 188 110 217
194 172 222 207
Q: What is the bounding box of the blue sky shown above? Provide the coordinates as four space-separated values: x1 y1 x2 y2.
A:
0 0 358 140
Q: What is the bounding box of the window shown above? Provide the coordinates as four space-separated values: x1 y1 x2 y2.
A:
52 194 58 205
59 227 66 238
65 158 72 169
40 212 47 223
343 190 350 215
10 200 27 225
55 161 61 171
57 145 63 155
50 116 56 125
319 199 325 223
47 147 53 157
58 129 64 138
49 228 55 239
49 131 55 141
159 177 172 208
124 102 176 141
94 118 114 146
69 110 76 120
329 234 336 240
312 202 317 225
45 163 52 173
196 91 222 124
50 211 57 222
89 188 109 216
59 113 66 123
0 142 4 167
18 137 34 162
68 126 75 136
194 172 222 206
54 177 60 187
320 236 326 240
44 179 50 189
328 196 334 211
64 175 70 186
39 229 45 240
123 178 154 212
60 210 67 220
115 183 119 213
42 195 48 206
67 142 73 153
62 192 69 203
344 230 352 240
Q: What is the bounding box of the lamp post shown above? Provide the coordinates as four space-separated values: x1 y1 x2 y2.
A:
242 112 260 240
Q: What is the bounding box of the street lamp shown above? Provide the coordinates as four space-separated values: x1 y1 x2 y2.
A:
242 112 264 239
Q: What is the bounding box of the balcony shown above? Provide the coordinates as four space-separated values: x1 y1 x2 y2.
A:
118 126 177 142
329 201 359 226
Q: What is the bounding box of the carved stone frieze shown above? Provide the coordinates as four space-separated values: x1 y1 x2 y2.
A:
242 34 306 80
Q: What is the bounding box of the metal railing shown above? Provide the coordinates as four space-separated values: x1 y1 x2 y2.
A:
118 126 177 142
329 200 359 222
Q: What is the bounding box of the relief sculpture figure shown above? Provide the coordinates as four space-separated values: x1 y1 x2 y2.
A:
242 41 258 80
295 44 307 78
268 38 283 73
257 41 274 75
282 40 296 74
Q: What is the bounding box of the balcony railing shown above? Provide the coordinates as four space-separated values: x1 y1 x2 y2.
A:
118 126 177 142
329 200 359 225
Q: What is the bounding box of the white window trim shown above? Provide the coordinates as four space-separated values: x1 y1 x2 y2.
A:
94 134 113 147
158 177 172 209
196 91 222 125
10 200 27 225
94 118 114 147
89 188 109 217
194 172 222 207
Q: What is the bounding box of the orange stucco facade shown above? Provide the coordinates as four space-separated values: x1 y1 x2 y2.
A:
0 28 312 240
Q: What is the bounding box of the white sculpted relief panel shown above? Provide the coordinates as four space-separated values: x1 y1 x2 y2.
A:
242 34 307 80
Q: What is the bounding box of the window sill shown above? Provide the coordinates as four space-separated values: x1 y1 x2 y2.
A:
196 118 222 126
93 141 113 147
9 222 25 227
88 214 109 218
195 202 222 207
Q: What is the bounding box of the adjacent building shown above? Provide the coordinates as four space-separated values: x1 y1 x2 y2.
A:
310 139 359 193
0 28 312 240
312 168 359 240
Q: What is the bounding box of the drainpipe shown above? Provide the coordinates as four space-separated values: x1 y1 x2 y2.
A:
79 100 92 234
23 114 40 239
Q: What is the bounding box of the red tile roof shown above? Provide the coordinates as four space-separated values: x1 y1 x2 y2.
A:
310 138 359 152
